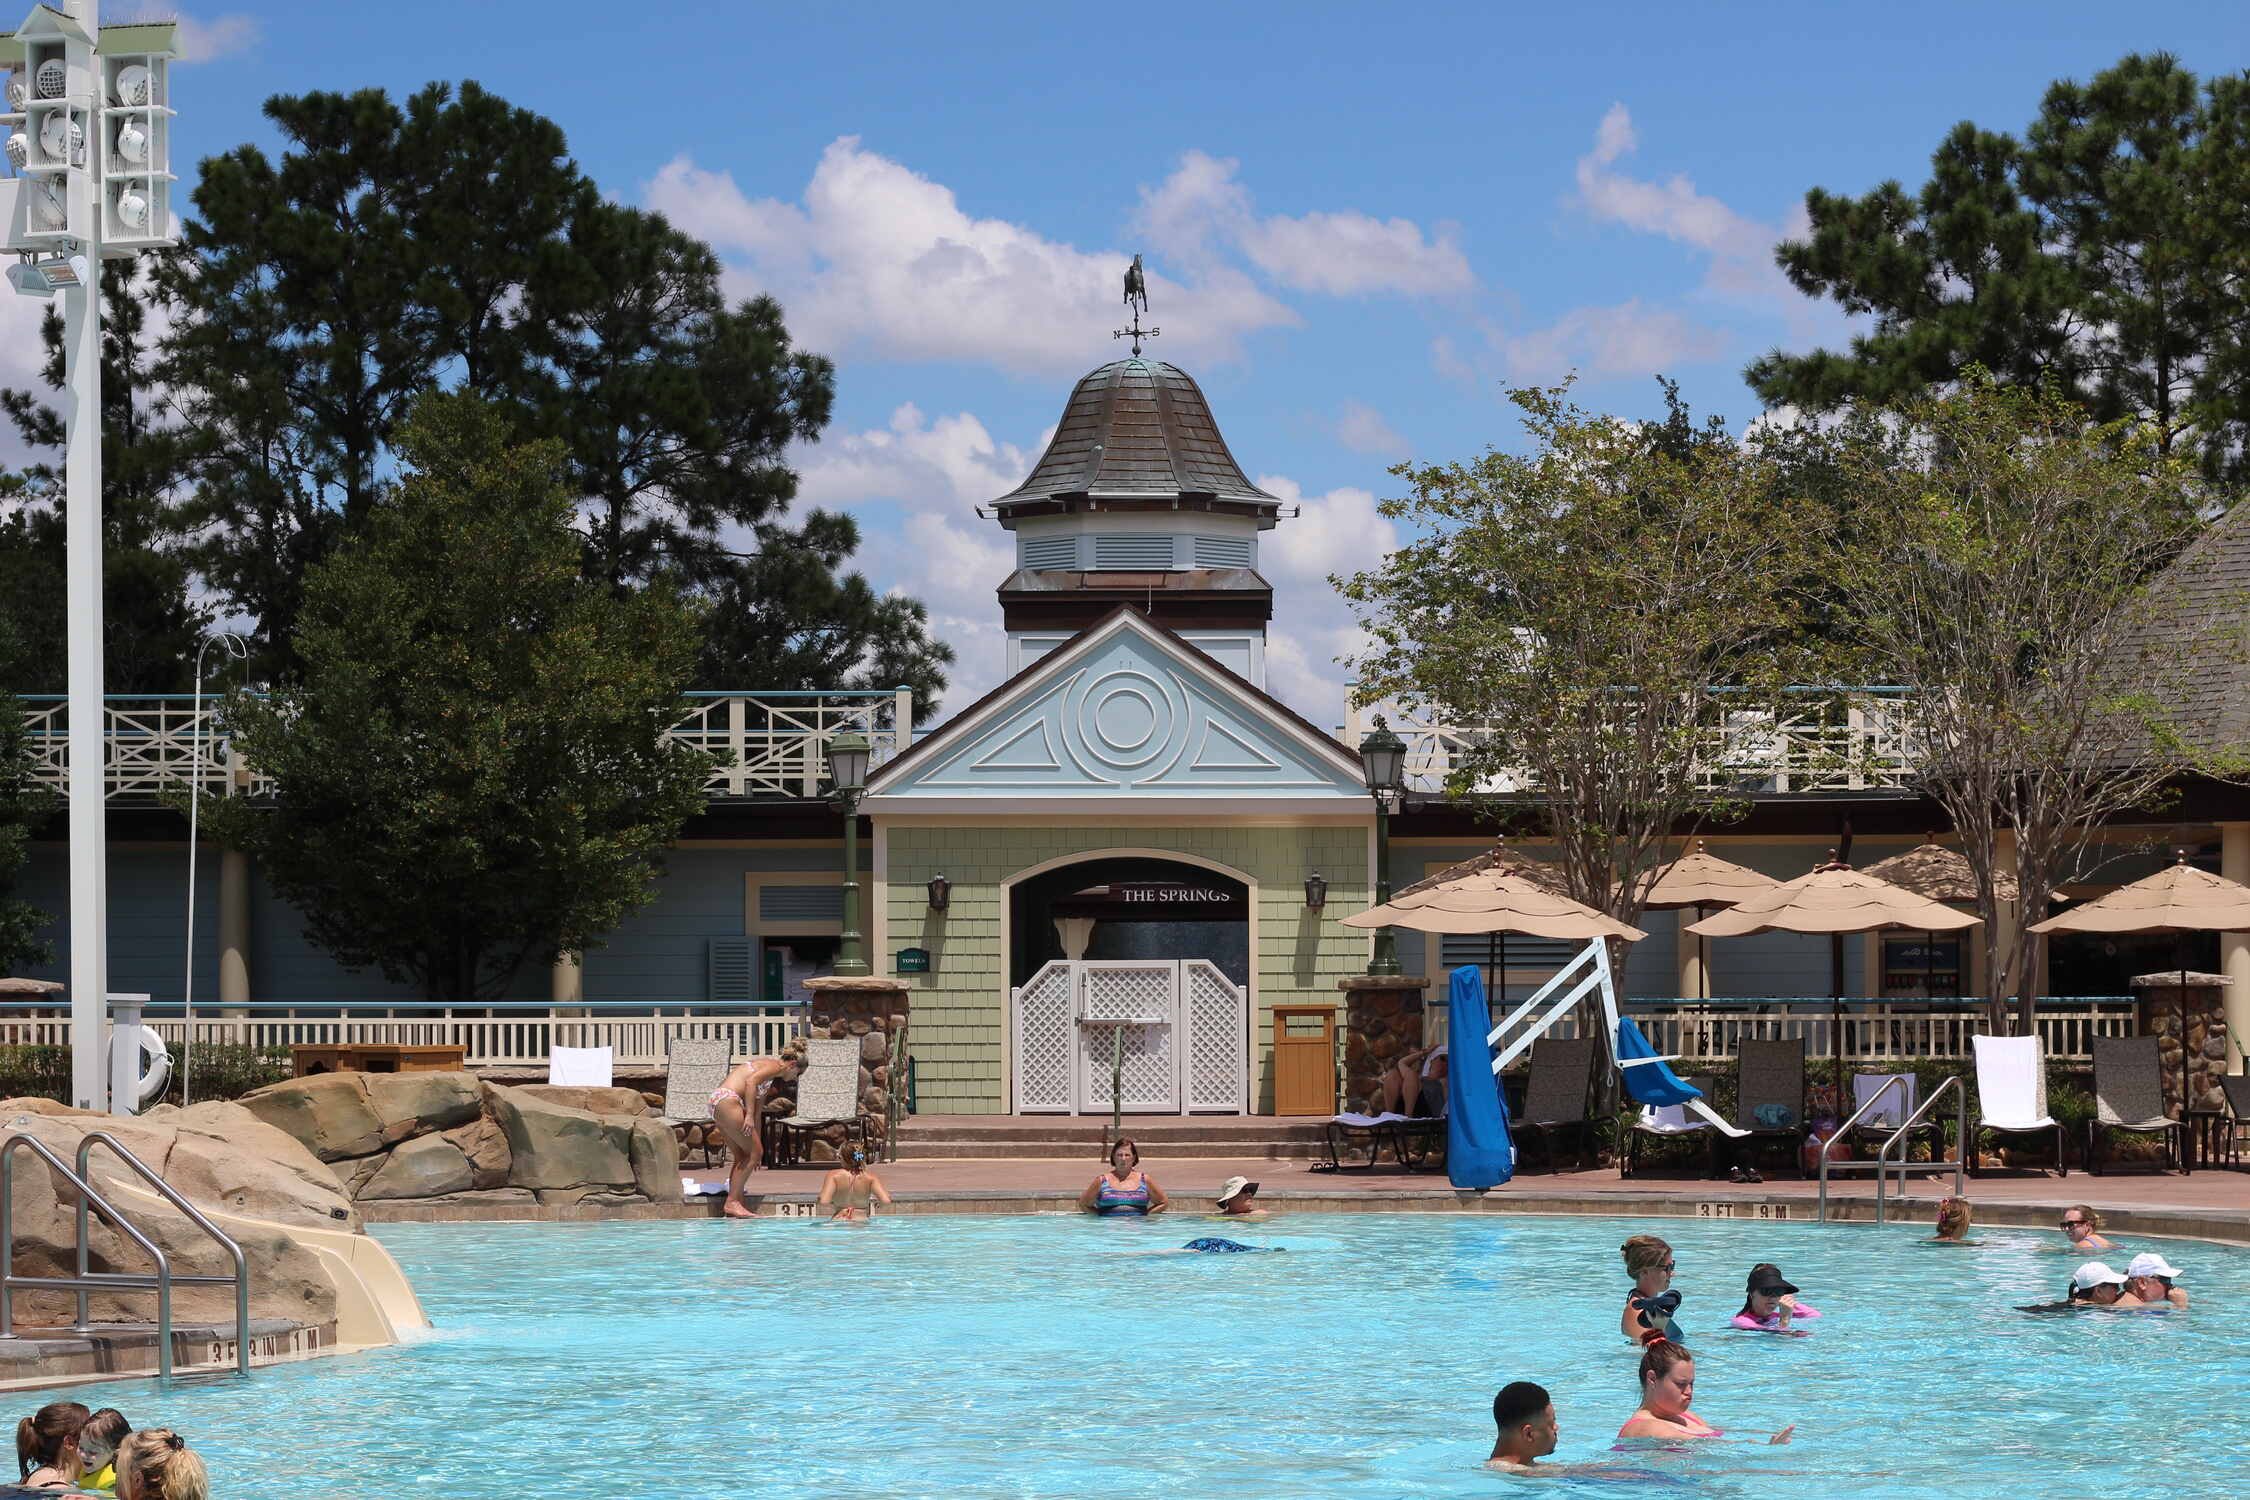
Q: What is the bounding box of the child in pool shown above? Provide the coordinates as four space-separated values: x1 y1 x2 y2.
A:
1928 1196 1979 1244
1730 1264 1821 1332
72 1408 131 1494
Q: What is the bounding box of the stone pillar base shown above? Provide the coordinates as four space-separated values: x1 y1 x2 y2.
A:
1336 975 1434 1115
794 977 914 1158
2130 971 2229 1116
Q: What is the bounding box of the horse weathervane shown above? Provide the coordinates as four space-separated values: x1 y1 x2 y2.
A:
1115 253 1160 355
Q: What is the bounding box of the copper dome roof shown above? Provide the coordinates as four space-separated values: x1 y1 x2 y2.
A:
991 357 1280 514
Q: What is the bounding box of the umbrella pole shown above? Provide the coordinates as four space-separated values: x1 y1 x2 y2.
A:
1830 932 1846 1087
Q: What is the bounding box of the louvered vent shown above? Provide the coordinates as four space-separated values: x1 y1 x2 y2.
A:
1091 534 1177 569
1440 934 1577 970
1192 534 1253 568
758 885 845 923
707 937 757 1007
1020 534 1079 570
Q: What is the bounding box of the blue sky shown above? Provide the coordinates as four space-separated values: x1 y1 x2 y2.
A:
51 2 2250 721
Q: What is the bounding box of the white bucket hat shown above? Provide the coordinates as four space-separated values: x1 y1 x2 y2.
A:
2127 1251 2182 1280
2071 1261 2127 1291
1217 1175 1258 1205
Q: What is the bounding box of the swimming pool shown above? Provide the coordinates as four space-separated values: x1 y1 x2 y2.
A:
11 1212 2246 1497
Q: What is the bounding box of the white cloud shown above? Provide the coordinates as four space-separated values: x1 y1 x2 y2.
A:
1138 150 1473 298
645 140 1298 377
795 403 1042 513
1253 475 1399 720
174 12 261 63
1497 299 1729 383
1328 400 1408 458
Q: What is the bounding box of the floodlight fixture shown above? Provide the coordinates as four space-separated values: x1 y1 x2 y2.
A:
111 62 148 106
33 58 62 99
8 254 85 296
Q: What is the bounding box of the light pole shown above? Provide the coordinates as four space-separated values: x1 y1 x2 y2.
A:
3 5 180 1110
824 730 871 977
1357 717 1407 977
179 630 245 1106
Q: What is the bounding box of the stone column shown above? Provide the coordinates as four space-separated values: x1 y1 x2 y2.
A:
217 846 250 1015
799 975 914 1161
2130 970 2229 1118
1336 975 1435 1114
2224 822 2250 1072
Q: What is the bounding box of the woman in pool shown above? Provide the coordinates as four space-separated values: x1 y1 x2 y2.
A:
1078 1137 1168 1216
1929 1196 1976 1243
2065 1262 2145 1307
712 1055 792 1219
113 1429 207 1500
1615 1338 1793 1446
2058 1204 2116 1254
16 1400 88 1488
1731 1263 1821 1333
72 1408 131 1494
1619 1234 1680 1345
1213 1176 1266 1217
817 1146 893 1222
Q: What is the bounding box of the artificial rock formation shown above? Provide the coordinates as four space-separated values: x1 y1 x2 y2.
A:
238 1071 682 1207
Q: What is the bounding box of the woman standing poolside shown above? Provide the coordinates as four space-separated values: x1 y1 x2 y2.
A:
712 1055 791 1219
1616 1339 1794 1446
1619 1234 1680 1345
1079 1138 1168 1216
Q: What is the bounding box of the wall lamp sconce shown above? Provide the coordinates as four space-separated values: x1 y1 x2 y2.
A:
1303 871 1328 911
927 873 951 911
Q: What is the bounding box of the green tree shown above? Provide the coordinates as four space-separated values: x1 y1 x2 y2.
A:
1822 375 2220 1030
197 393 712 1005
1338 384 1817 928
0 630 54 974
0 263 207 692
1749 53 2250 481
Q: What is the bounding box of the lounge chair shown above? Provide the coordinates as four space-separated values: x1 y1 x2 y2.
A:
548 1044 613 1087
2086 1036 2186 1175
1969 1034 2066 1177
766 1038 866 1166
1732 1037 1809 1176
659 1035 734 1168
1319 1108 1444 1171
1621 1074 1722 1179
1511 1037 1598 1172
2219 1074 2250 1168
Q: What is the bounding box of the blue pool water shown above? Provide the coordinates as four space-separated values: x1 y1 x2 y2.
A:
11 1212 2250 1498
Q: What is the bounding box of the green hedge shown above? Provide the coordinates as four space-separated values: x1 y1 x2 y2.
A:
0 1043 293 1109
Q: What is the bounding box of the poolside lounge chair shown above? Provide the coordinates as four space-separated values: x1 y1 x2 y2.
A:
1732 1038 1809 1176
2219 1074 2250 1168
659 1036 735 1168
548 1045 613 1087
1319 1107 1445 1171
1511 1037 1598 1172
1969 1034 2066 1177
766 1038 866 1166
2086 1036 2186 1176
1620 1075 1722 1179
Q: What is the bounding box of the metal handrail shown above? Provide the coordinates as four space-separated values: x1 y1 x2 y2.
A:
1875 1075 1968 1226
77 1132 250 1375
1815 1074 1910 1222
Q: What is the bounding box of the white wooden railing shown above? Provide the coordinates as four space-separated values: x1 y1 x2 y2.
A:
18 689 915 804
1343 687 1923 794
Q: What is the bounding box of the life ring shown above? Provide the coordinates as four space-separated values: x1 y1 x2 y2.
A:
126 1024 170 1109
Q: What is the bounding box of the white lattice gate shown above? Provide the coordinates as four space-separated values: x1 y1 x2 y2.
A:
1009 959 1249 1115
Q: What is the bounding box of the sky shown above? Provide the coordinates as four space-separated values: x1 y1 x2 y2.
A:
13 2 2247 726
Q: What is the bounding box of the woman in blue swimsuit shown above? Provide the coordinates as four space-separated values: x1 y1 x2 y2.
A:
1078 1138 1170 1216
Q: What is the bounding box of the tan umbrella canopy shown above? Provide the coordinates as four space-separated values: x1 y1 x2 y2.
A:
1857 840 2014 999
1687 859 1983 1076
2029 857 2250 1119
1636 840 1778 1000
1342 846 1644 941
0 977 63 994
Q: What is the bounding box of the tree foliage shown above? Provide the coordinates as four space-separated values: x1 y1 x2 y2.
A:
1750 53 2250 481
0 656 54 975
197 394 712 1005
1339 384 1818 928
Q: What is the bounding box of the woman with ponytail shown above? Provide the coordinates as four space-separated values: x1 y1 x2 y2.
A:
114 1429 207 1500
1615 1339 1794 1446
17 1400 89 1488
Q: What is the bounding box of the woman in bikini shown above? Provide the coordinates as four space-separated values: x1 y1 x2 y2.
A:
1616 1338 1794 1447
1619 1234 1680 1346
712 1055 791 1219
1077 1137 1169 1216
818 1147 894 1221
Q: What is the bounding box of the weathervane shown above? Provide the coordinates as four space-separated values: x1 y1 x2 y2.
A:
1115 252 1159 355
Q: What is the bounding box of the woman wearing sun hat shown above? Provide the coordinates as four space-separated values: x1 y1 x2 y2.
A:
1213 1176 1266 1217
2065 1262 2144 1307
1731 1263 1822 1333
2126 1251 2188 1308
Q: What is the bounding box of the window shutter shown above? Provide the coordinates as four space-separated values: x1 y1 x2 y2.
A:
1091 534 1176 569
1192 534 1252 568
1439 934 1577 970
707 938 757 1007
1020 534 1078 569
758 885 845 923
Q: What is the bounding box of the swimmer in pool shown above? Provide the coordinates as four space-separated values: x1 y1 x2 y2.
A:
711 1055 791 1219
1212 1176 1269 1218
1730 1264 1821 1333
1619 1234 1680 1346
1928 1196 1979 1244
2065 1261 2145 1307
1616 1338 1794 1447
817 1147 893 1221
2057 1205 2117 1254
1176 1237 1283 1253
1487 1380 1559 1470
2127 1252 2189 1309
1078 1138 1168 1216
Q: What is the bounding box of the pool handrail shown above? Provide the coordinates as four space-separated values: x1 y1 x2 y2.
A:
1815 1073 1910 1222
0 1131 176 1376
1874 1075 1968 1226
76 1130 252 1375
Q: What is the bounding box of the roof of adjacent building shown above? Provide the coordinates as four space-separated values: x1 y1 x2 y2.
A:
991 357 1281 515
2110 500 2250 754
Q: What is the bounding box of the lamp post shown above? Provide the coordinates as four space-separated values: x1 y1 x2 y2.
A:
179 630 245 1106
825 730 871 977
1357 717 1407 977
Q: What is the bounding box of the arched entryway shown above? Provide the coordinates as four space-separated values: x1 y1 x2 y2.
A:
1004 853 1253 1115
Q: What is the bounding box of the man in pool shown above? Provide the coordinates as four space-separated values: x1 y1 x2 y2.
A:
711 1055 791 1218
1214 1176 1266 1217
1487 1381 1559 1470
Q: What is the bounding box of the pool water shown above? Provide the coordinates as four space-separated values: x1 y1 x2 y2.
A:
12 1212 2250 1498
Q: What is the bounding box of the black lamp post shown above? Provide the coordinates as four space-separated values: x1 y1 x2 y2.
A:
1357 717 1407 977
825 730 871 977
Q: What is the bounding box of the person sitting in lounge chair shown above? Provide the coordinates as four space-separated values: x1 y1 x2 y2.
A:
818 1147 893 1221
1383 1043 1447 1118
711 1055 791 1219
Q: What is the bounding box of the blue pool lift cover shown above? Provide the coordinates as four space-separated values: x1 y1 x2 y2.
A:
1445 965 1515 1189
1615 1016 1703 1107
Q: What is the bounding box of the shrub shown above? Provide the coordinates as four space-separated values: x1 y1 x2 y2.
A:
0 1042 291 1108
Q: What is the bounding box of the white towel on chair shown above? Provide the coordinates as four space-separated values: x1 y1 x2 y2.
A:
1972 1035 2055 1129
549 1045 614 1087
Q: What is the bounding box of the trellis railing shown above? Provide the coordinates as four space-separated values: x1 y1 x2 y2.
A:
17 688 915 804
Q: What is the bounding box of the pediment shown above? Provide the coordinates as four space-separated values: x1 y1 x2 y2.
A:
866 611 1365 803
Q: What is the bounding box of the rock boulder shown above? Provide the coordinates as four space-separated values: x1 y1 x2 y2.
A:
237 1073 386 1162
489 1089 634 1192
360 1133 475 1199
513 1084 651 1118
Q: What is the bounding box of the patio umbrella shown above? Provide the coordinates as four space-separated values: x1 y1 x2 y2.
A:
0 978 63 994
1859 839 2016 999
2028 856 2250 1123
1377 846 1579 1002
1686 858 1982 1078
1636 841 1778 1000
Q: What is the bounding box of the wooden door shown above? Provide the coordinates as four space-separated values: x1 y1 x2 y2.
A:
1271 1006 1337 1116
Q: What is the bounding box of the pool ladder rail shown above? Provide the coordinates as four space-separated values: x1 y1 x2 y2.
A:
0 1129 252 1378
1815 1075 1969 1226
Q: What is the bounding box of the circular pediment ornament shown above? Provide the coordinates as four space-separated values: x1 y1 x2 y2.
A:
1064 666 1190 783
